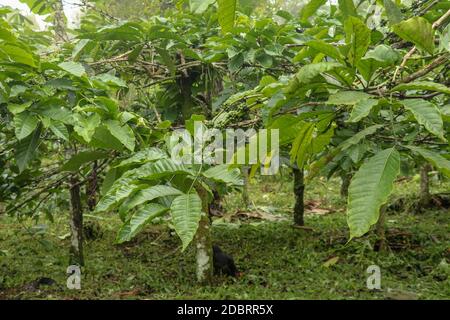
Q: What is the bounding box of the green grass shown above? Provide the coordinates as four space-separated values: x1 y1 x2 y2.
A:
0 173 449 300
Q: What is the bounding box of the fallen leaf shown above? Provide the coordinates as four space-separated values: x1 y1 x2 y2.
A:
323 256 340 268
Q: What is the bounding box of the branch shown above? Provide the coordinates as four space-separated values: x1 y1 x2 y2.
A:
88 50 134 66
398 53 449 83
418 0 440 16
140 75 179 89
395 92 442 99
4 175 70 215
65 0 119 22
393 9 450 81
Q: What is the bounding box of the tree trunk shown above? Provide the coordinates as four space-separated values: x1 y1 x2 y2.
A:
86 161 98 212
52 0 68 42
194 186 213 284
340 174 351 198
178 52 194 121
419 164 432 208
69 175 84 266
242 166 250 210
210 190 223 216
374 206 387 252
160 0 172 12
293 167 305 226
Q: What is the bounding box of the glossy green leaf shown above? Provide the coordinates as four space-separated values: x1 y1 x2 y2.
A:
62 151 109 172
74 114 101 143
116 204 169 243
383 0 403 25
286 62 341 93
0 26 16 42
344 16 371 66
392 81 450 95
347 148 400 240
95 177 142 214
407 146 450 178
339 0 357 19
96 158 194 213
299 0 327 22
311 125 335 154
306 40 345 62
290 122 315 168
49 121 69 141
190 0 215 14
139 159 194 180
401 99 445 141
94 73 127 88
340 125 383 150
348 99 379 122
35 103 73 124
170 193 203 251
105 120 135 152
364 45 401 65
119 185 183 217
115 148 168 168
14 112 39 140
72 39 91 61
439 24 450 52
58 61 86 77
80 22 144 41
15 124 42 172
393 17 435 54
0 44 36 67
202 165 243 186
217 0 237 33
327 91 372 105
19 0 54 14
306 124 383 180
7 102 32 115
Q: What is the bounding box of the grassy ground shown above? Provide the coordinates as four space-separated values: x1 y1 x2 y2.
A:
0 172 449 300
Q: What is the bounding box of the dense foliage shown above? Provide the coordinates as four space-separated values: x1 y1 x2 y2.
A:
0 0 449 285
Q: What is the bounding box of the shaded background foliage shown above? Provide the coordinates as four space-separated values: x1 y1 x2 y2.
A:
0 0 449 292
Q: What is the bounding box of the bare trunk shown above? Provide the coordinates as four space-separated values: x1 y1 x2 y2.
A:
419 164 432 208
194 186 213 284
210 190 223 216
374 206 387 252
242 166 250 210
53 0 68 42
86 161 98 211
69 175 84 266
160 0 172 12
178 52 194 121
340 174 351 198
293 167 305 226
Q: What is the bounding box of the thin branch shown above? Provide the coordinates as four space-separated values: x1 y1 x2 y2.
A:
64 0 119 22
88 50 134 66
418 0 440 16
140 76 179 89
393 9 450 81
5 175 69 215
398 53 449 83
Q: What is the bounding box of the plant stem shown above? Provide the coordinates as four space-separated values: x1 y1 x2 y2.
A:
194 185 213 284
419 164 432 208
69 174 84 266
293 167 305 226
374 206 387 252
242 166 250 210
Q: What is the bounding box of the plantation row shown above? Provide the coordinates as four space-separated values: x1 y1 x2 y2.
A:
0 0 449 284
